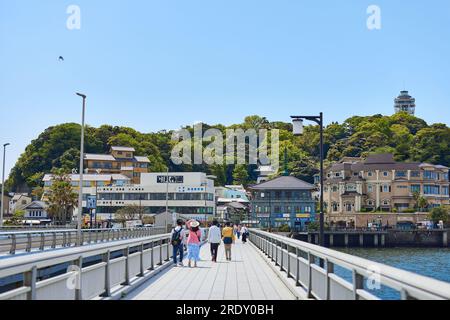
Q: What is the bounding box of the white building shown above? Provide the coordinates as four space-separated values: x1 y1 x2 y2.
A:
9 194 32 214
394 90 416 115
96 172 216 222
22 201 50 221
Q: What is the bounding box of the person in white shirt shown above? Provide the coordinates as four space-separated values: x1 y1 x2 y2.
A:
241 224 249 243
208 220 222 262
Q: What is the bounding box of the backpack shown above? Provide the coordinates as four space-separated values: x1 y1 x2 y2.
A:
171 227 183 246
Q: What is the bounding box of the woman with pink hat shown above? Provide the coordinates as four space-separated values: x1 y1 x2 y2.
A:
186 220 202 268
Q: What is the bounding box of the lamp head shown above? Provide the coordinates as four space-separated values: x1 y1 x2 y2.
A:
3 143 10 147
76 92 86 99
292 118 304 136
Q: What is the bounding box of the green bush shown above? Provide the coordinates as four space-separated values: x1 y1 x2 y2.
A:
307 221 319 231
278 224 291 232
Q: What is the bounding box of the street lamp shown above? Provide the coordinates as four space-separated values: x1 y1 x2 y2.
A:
76 93 86 245
1 143 10 228
291 112 325 247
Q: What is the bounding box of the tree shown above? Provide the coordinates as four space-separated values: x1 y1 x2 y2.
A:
7 209 25 226
232 165 249 186
417 196 429 212
31 186 44 201
47 169 78 225
428 207 449 224
115 205 143 227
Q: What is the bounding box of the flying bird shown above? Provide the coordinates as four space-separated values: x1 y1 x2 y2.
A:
58 56 64 61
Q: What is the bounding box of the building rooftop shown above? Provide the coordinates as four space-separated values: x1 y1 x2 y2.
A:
249 175 315 190
111 146 136 152
43 174 131 182
134 156 151 163
84 154 116 161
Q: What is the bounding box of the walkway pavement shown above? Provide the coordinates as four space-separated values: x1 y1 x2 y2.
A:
126 239 295 300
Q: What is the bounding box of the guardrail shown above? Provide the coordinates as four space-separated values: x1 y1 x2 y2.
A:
0 233 173 300
249 229 450 300
0 227 167 255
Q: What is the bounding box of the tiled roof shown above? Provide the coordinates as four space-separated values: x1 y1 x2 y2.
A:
249 175 315 190
134 156 151 163
84 154 116 161
111 146 135 152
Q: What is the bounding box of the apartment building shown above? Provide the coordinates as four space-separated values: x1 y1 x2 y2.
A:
322 154 449 217
95 172 216 222
84 146 150 184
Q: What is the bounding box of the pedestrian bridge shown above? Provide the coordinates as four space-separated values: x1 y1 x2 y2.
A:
1 229 450 300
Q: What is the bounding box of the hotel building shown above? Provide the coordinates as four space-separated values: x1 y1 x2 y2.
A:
321 154 449 226
84 146 150 184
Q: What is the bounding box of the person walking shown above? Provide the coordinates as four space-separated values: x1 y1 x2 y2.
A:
170 219 185 267
241 224 249 244
208 220 221 262
236 225 241 240
222 222 235 261
187 220 202 268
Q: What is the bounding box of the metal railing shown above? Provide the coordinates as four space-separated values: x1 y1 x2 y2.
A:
0 233 172 300
249 229 450 300
0 227 167 255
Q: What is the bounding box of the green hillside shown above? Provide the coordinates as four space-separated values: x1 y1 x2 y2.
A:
7 112 450 192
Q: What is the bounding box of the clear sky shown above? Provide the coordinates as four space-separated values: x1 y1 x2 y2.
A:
1 0 450 177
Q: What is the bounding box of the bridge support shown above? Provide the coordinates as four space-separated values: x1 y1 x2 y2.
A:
329 234 334 247
381 234 386 247
359 234 364 247
344 234 349 247
374 234 378 247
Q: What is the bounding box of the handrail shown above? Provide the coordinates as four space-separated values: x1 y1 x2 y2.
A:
0 227 167 256
249 229 450 300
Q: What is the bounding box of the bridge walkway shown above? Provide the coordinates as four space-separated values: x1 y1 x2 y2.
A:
126 239 295 300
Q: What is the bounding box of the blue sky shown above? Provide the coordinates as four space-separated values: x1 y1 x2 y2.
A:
1 0 450 177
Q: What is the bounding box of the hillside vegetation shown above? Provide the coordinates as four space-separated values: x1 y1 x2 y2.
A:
7 112 450 192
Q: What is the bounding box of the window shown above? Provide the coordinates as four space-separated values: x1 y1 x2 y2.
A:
383 172 389 177
410 171 420 178
332 203 339 212
368 185 373 193
332 186 338 193
274 206 281 213
368 171 373 177
335 173 341 177
443 186 449 196
396 185 408 189
382 185 391 193
424 185 440 195
304 206 312 213
346 184 356 192
367 200 374 206
285 191 292 199
423 171 438 180
410 185 420 193
396 171 407 178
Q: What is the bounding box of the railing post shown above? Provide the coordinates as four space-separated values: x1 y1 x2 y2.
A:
140 243 145 277
295 247 300 286
88 231 92 244
39 233 45 251
75 256 83 300
80 231 84 246
307 252 313 298
166 239 170 261
124 246 130 285
26 233 32 252
150 241 155 270
51 232 56 249
103 250 111 297
10 234 16 255
67 231 72 247
352 270 364 300
159 239 163 265
24 266 37 300
286 244 291 277
325 258 334 300
280 242 284 271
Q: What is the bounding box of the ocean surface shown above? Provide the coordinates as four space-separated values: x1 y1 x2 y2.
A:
334 247 450 299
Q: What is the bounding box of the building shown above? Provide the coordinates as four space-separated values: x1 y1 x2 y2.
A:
43 173 131 214
255 165 277 184
9 194 32 214
22 201 50 221
96 172 216 223
394 90 416 115
322 154 450 227
249 175 316 230
84 146 150 184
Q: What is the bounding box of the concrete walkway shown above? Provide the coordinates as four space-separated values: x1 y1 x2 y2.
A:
126 239 295 300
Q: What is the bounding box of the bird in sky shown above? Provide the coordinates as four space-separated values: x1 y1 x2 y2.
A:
58 56 64 61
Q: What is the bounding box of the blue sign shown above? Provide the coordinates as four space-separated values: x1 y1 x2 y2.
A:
87 196 97 209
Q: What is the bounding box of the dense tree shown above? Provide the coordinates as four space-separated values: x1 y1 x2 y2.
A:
47 169 78 225
5 113 450 191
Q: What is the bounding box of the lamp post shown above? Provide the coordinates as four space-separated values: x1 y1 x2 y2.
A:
76 93 86 245
291 113 325 247
1 143 10 228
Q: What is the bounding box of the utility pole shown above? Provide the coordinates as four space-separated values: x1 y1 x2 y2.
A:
76 93 86 246
1 143 10 228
